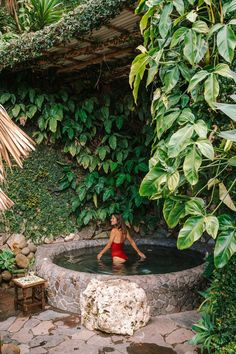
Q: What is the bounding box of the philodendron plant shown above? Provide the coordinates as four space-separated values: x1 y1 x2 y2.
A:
130 0 236 268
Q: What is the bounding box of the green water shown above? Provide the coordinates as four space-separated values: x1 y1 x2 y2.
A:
53 245 204 276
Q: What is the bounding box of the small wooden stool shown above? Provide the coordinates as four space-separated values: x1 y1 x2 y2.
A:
13 275 46 314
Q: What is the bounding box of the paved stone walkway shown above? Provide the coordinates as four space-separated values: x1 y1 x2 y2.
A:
0 305 200 354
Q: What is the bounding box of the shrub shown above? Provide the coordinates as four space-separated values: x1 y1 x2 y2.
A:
191 255 236 352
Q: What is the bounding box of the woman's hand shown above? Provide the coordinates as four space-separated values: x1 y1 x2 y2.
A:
97 253 102 260
138 251 146 259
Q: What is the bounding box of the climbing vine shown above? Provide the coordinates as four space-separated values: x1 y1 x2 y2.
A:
0 81 156 230
131 0 236 269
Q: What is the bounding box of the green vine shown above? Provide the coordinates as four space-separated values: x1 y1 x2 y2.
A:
0 0 135 69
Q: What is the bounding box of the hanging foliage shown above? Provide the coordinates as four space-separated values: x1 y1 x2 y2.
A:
131 0 236 269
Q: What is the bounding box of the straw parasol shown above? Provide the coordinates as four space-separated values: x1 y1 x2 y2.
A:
0 104 35 211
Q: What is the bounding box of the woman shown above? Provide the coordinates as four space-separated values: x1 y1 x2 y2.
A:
97 214 146 263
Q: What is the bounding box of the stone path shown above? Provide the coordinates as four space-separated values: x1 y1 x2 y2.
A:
0 306 200 354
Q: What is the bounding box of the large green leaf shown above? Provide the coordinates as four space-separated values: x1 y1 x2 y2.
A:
215 102 236 122
205 215 219 239
167 171 180 192
196 139 215 160
192 20 209 34
204 73 219 109
173 0 184 15
139 165 166 197
217 25 236 63
156 111 180 138
164 66 180 92
183 30 197 65
214 215 236 268
214 63 236 81
194 120 208 138
219 129 236 142
170 27 188 48
159 3 173 39
185 197 205 216
163 197 186 228
195 36 208 63
178 108 195 125
177 216 205 249
183 145 202 185
168 124 194 157
188 70 209 92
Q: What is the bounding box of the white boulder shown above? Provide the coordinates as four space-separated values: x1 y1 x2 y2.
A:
81 279 150 335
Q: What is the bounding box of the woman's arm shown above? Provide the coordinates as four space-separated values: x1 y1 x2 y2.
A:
97 230 115 260
126 232 146 258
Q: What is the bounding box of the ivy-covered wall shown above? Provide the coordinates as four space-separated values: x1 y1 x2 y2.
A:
0 145 77 241
0 76 158 241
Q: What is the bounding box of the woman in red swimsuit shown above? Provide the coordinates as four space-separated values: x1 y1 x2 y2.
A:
97 214 146 263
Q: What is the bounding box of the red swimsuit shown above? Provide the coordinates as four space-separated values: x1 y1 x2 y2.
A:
111 242 128 260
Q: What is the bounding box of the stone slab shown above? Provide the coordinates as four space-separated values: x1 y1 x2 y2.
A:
8 316 29 333
31 321 55 336
32 310 70 321
0 316 16 331
166 328 194 345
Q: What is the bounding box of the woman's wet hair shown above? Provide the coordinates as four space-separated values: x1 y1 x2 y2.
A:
112 214 127 235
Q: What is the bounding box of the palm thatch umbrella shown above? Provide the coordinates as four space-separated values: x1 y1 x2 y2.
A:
0 105 35 211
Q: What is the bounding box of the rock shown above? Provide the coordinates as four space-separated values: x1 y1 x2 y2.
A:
44 236 54 244
53 237 64 243
7 234 27 250
81 279 150 335
76 224 96 240
28 243 37 253
64 233 75 242
2 270 12 282
93 231 109 239
0 273 2 284
0 233 10 246
15 253 29 269
27 252 35 260
1 343 20 354
0 244 11 252
21 247 30 256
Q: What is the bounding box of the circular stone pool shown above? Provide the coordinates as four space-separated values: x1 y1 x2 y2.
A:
35 238 208 316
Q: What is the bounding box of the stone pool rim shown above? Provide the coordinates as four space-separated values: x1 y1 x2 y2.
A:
35 238 209 316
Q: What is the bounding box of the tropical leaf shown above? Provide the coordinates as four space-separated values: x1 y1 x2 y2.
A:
196 139 214 160
219 182 236 211
139 165 166 197
163 197 187 228
185 197 205 216
204 215 219 239
215 102 236 122
188 70 209 92
214 215 236 268
168 124 194 157
217 25 236 63
204 74 219 109
183 145 202 185
177 216 205 249
219 130 236 142
167 171 180 192
192 20 209 34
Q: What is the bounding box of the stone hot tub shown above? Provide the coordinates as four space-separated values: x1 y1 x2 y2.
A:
35 238 207 316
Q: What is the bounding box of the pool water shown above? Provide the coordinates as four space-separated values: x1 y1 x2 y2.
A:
53 245 204 276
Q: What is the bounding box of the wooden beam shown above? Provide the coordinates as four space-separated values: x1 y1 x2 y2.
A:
57 48 135 73
105 24 129 35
